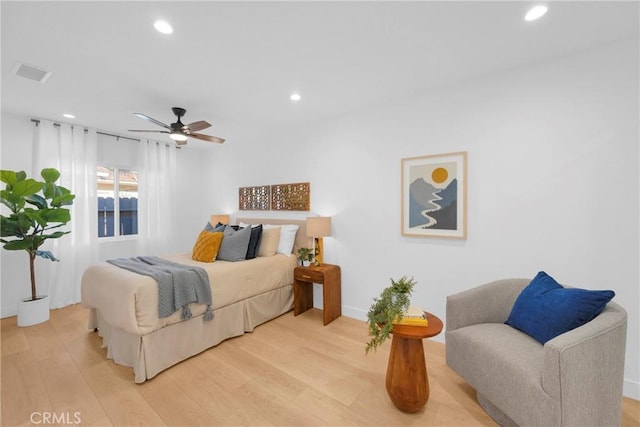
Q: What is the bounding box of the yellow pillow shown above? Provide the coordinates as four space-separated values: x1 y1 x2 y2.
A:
192 231 224 262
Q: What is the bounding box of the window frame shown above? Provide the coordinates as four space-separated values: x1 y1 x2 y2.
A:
97 165 139 241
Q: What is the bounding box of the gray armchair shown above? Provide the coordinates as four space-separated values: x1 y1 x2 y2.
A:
445 279 627 427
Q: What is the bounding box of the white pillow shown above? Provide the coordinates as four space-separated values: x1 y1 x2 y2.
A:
263 224 299 255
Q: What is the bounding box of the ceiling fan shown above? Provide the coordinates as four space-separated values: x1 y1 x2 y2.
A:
128 107 225 145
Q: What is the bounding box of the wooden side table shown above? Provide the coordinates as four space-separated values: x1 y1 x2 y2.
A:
293 264 341 325
385 312 443 413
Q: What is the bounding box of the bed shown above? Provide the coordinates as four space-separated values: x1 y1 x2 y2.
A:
81 218 311 383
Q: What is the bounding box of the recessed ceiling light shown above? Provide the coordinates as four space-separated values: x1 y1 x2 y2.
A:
63 113 75 119
154 20 173 34
525 5 548 21
290 93 301 102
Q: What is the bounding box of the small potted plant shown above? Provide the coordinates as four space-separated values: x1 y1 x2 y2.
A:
296 247 314 267
0 168 75 327
365 276 416 354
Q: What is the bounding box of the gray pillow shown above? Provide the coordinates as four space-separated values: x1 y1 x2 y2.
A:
217 225 251 261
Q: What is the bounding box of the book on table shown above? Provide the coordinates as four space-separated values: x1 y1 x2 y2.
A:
393 305 429 327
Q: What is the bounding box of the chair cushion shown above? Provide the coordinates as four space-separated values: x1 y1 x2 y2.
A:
446 323 559 426
505 271 614 344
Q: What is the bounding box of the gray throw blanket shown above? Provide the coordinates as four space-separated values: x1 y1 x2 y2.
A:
107 256 213 321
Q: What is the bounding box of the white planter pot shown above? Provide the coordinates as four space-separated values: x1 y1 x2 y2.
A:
302 260 311 267
17 295 50 327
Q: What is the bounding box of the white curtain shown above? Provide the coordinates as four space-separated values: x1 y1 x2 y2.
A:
136 139 176 255
32 120 98 308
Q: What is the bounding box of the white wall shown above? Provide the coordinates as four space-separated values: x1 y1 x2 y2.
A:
1 113 39 316
206 39 639 398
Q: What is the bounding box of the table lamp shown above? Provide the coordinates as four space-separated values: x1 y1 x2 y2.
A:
211 214 230 226
306 216 331 265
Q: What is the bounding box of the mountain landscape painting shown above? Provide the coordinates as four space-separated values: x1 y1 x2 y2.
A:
402 152 467 238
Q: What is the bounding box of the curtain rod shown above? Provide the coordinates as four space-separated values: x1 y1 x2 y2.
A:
30 118 141 142
29 119 177 148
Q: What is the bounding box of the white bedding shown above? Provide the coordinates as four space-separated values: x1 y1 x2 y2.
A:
80 217 311 382
81 253 296 336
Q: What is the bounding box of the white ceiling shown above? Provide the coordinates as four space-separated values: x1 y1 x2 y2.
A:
2 1 638 148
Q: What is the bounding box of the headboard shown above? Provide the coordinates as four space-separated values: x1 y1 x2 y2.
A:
235 217 312 255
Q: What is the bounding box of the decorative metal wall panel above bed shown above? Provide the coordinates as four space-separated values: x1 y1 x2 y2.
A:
239 182 310 211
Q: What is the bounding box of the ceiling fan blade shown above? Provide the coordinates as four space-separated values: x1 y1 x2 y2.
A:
133 113 171 130
127 129 170 134
190 133 225 144
184 120 211 132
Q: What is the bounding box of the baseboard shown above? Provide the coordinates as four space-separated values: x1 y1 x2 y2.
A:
1 304 17 319
342 304 366 321
624 378 640 400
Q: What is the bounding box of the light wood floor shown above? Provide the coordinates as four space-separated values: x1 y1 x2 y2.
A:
1 305 638 426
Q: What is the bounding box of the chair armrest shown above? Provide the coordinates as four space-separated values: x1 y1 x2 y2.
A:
542 302 627 426
446 278 530 331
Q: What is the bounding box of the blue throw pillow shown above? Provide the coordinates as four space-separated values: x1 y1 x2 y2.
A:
505 271 615 344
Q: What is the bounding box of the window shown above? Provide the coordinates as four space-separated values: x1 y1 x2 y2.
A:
97 166 138 238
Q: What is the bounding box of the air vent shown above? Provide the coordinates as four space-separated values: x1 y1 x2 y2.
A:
12 62 52 83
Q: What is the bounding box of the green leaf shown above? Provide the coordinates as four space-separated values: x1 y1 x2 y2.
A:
30 235 45 250
41 231 69 240
51 193 75 207
57 185 71 195
0 190 23 212
0 218 20 237
0 170 18 186
12 178 43 197
24 209 46 228
41 168 60 183
15 213 35 233
3 239 33 251
43 182 56 199
42 208 71 224
25 194 48 209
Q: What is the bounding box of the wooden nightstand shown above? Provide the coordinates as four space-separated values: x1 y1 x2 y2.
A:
293 264 341 325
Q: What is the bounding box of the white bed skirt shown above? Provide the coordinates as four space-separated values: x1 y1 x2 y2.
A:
89 284 294 383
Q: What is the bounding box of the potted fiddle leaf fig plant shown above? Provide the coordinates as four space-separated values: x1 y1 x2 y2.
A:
365 276 416 354
0 168 75 327
296 247 314 267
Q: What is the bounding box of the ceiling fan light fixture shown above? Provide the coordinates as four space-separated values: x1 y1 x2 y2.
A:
131 107 224 145
169 132 188 142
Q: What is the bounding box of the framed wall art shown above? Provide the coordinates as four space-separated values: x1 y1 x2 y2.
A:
239 185 270 210
238 182 311 211
401 151 467 239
